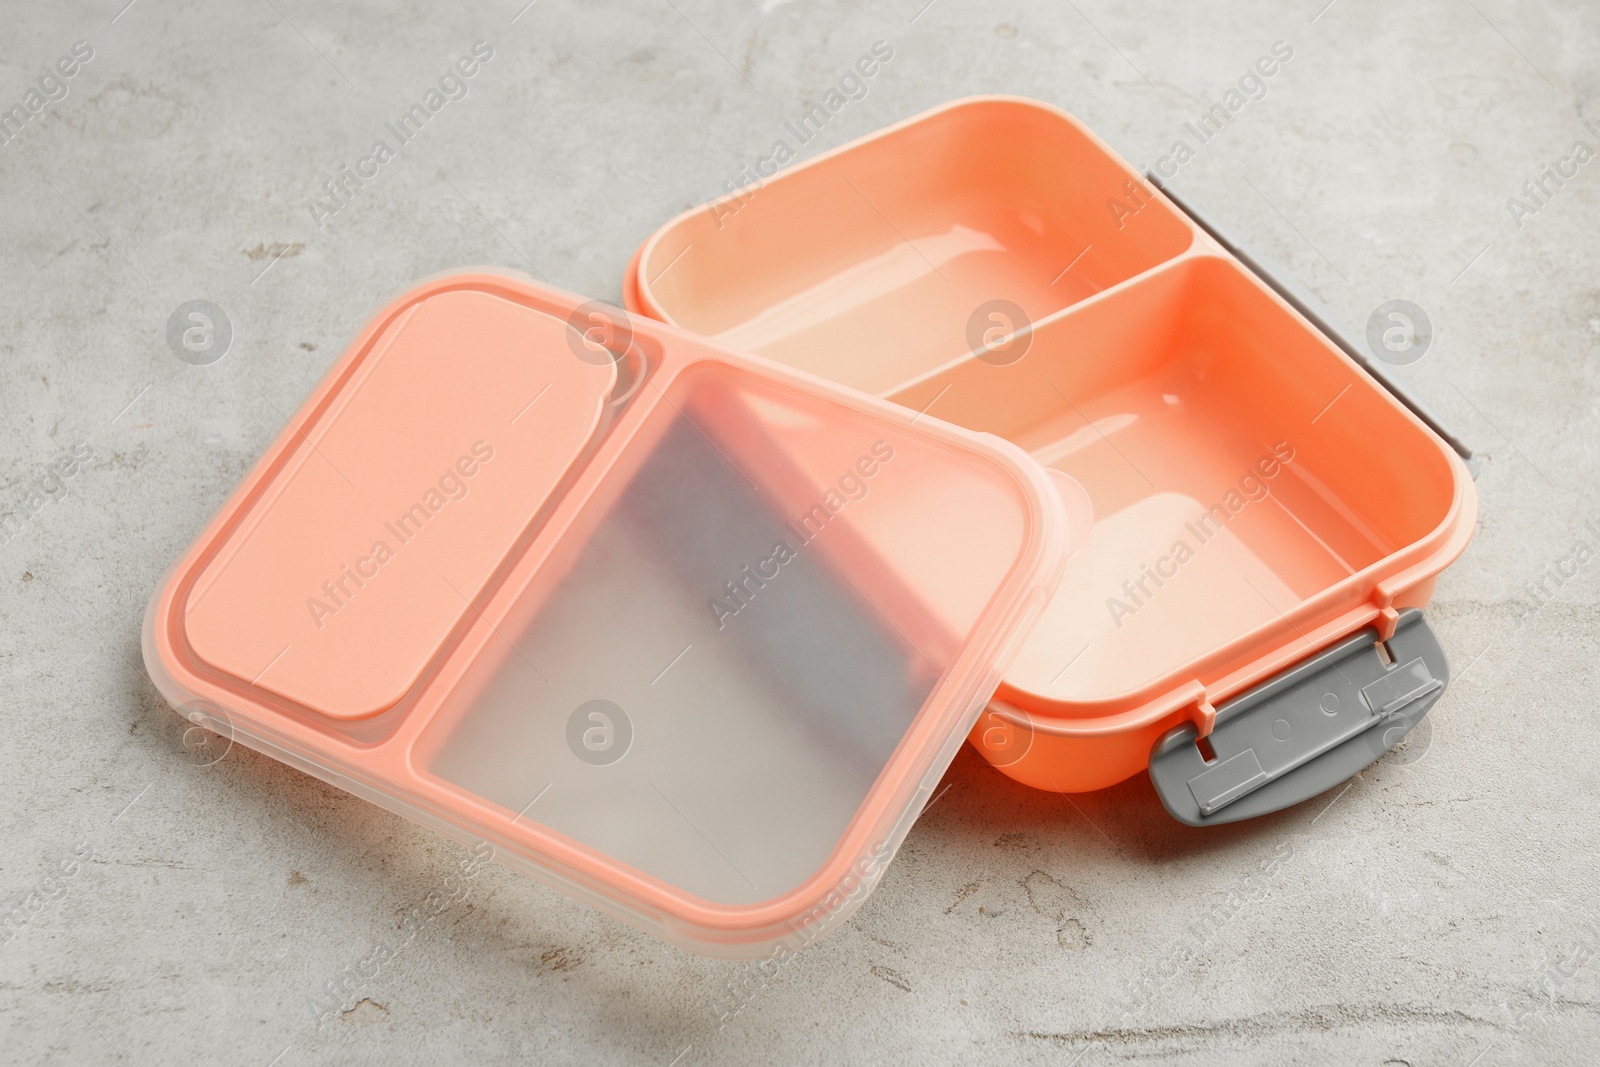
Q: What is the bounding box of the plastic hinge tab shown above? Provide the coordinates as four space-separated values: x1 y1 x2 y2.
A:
1148 609 1448 826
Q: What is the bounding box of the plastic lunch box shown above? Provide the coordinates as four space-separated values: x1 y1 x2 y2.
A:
143 271 1082 957
624 96 1478 824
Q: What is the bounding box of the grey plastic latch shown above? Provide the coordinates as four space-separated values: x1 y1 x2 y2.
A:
1148 609 1448 826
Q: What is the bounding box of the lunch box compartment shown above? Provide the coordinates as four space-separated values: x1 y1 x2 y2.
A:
890 253 1459 705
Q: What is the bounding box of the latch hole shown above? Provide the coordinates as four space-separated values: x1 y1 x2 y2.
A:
1194 734 1218 764
1375 639 1394 666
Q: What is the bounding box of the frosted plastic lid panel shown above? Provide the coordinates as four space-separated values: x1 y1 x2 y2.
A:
144 272 1074 957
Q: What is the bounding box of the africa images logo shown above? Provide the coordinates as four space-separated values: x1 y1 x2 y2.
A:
1106 441 1296 628
710 41 895 228
304 42 494 229
0 444 93 549
1149 40 1294 182
707 440 895 629
0 40 94 149
303 441 494 629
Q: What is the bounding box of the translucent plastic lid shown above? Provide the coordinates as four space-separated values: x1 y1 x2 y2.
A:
144 272 1074 957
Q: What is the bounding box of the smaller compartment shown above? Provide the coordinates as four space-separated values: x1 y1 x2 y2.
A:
633 97 1194 395
890 255 1460 705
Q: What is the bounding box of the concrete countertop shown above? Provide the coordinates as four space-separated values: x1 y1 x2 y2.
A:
2 1 1596 1063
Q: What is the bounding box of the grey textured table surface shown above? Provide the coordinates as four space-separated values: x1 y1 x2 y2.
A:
3 1 1598 1064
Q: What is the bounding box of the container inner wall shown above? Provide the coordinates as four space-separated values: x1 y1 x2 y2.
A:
643 100 1193 395
890 256 1457 703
